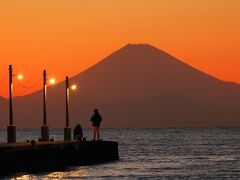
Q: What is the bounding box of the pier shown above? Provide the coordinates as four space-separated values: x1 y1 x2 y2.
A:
0 140 119 176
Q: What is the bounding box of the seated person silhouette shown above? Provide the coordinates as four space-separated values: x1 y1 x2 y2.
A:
73 124 83 141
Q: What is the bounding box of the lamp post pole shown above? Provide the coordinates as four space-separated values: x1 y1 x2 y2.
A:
66 76 69 127
7 65 16 143
43 70 47 126
41 69 49 141
9 65 13 126
64 76 71 141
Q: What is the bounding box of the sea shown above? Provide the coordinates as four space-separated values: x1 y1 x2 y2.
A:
0 128 240 179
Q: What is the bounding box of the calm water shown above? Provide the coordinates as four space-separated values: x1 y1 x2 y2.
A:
1 128 240 179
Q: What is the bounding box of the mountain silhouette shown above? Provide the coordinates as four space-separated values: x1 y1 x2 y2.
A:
1 44 240 128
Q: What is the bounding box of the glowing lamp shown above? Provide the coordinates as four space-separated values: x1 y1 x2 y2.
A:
17 74 23 80
49 78 56 85
71 85 77 90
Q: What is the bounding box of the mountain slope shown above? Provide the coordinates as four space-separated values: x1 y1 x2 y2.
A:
1 44 240 128
74 44 240 106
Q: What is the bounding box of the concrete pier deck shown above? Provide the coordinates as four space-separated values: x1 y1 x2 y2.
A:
0 140 119 177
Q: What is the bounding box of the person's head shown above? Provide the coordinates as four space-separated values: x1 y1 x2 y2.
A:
94 108 98 113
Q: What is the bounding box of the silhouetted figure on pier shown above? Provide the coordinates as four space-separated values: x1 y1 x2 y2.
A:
90 108 102 141
73 124 83 141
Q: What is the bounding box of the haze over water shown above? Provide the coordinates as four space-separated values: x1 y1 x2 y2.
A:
1 128 240 179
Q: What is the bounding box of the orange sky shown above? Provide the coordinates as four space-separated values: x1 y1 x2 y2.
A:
0 0 239 98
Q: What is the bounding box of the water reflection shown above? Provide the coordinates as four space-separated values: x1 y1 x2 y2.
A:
44 168 88 179
3 128 240 179
10 174 39 180
11 167 88 180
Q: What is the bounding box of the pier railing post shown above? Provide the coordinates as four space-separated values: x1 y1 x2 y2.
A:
7 65 16 143
64 76 71 141
41 70 49 141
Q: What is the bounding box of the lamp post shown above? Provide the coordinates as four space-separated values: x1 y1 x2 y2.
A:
41 70 49 141
7 65 16 143
64 76 77 141
64 76 71 141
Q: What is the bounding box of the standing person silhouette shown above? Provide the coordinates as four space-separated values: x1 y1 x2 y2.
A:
90 108 102 141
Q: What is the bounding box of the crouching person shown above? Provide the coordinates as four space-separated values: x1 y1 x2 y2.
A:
74 124 83 141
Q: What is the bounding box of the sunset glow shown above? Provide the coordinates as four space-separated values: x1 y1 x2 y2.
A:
0 0 239 97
